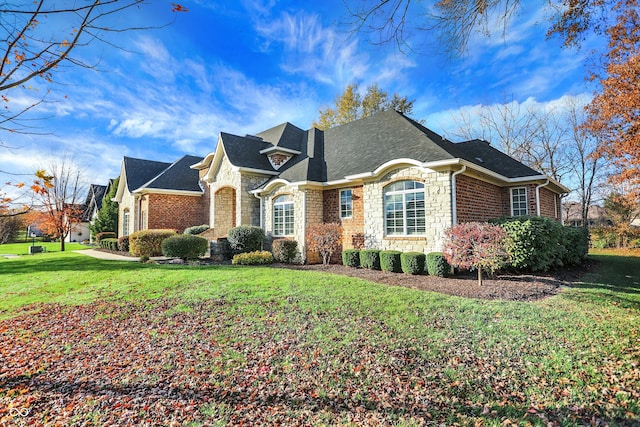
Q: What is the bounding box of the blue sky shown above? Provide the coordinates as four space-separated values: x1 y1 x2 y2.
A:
2 0 600 194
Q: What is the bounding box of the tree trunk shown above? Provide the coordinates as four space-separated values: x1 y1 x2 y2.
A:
60 239 65 252
478 268 483 286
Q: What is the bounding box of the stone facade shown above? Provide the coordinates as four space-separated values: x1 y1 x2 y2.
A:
362 167 452 254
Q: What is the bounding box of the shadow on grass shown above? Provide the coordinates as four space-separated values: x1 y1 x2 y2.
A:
2 371 630 426
561 255 640 309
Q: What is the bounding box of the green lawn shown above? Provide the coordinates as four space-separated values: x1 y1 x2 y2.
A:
0 241 88 255
0 251 638 426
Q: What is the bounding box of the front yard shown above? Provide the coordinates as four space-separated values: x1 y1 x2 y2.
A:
0 251 638 426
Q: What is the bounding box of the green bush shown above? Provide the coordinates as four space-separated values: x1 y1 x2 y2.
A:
272 239 298 263
227 226 264 255
232 250 274 265
561 227 590 265
129 229 177 257
426 252 450 277
184 224 210 235
360 249 381 270
161 234 208 260
117 236 129 252
95 231 116 244
494 216 565 272
342 249 361 267
380 250 402 272
401 252 426 275
100 238 119 251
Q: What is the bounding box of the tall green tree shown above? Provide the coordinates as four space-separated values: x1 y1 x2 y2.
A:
90 178 119 238
312 82 414 130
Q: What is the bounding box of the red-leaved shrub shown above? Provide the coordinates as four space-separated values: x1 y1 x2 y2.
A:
306 223 342 265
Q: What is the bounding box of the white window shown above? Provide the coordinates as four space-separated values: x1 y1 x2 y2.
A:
273 195 294 236
384 180 426 236
122 209 130 236
511 187 528 216
340 189 353 219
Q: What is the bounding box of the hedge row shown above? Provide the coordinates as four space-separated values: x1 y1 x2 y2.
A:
492 216 589 271
341 249 449 276
100 238 119 251
129 229 177 257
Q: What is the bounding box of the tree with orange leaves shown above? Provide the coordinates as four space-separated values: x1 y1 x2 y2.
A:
583 0 640 199
35 157 86 252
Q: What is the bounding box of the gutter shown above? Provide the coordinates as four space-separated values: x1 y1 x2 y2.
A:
535 180 550 216
451 166 467 225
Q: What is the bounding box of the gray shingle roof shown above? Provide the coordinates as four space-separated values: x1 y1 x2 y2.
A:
219 109 546 189
123 155 204 193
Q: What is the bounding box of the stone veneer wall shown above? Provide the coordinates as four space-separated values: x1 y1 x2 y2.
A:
118 186 136 237
209 156 269 231
362 167 453 253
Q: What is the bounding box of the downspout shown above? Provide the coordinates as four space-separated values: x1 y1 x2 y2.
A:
535 180 550 217
451 166 467 226
301 190 307 264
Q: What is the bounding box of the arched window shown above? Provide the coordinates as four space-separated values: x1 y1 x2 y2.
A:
384 180 426 235
122 209 130 236
273 195 294 236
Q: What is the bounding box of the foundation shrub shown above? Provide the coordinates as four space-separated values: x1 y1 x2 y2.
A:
561 227 590 265
161 234 208 260
360 249 381 270
272 239 298 263
183 224 210 235
426 252 450 277
380 250 402 272
342 249 361 267
401 252 426 275
306 223 343 265
232 250 274 265
129 229 177 257
227 226 264 255
95 232 116 244
117 236 129 252
100 238 119 251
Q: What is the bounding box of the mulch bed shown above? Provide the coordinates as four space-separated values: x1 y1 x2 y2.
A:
275 262 592 302
94 248 590 301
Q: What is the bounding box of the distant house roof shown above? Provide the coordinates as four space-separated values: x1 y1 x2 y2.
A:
81 183 108 222
206 109 563 193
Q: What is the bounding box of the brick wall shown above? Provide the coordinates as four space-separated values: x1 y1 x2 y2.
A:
456 174 506 222
539 187 560 219
147 193 208 232
323 186 364 251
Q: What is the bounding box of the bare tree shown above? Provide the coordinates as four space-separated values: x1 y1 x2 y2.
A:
0 1 185 139
36 156 86 252
449 96 537 162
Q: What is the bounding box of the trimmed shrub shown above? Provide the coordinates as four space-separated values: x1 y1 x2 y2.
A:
360 249 381 270
95 231 116 244
184 224 210 235
232 250 274 265
100 238 119 251
561 227 590 265
380 250 402 273
162 234 208 260
306 223 343 265
401 252 426 275
494 216 565 272
272 239 298 263
427 252 450 277
227 226 264 255
129 229 177 257
117 236 129 252
342 249 361 267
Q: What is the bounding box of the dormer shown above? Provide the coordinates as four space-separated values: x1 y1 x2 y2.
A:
259 146 301 170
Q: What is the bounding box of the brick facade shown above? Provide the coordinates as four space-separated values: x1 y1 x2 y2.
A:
146 193 209 232
323 186 365 250
456 174 506 222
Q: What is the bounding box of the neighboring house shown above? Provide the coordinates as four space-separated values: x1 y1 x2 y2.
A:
562 202 612 228
193 110 568 262
113 155 209 236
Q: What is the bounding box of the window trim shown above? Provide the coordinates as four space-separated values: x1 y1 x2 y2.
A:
339 188 353 219
273 194 294 237
383 180 426 237
122 209 130 237
510 187 528 217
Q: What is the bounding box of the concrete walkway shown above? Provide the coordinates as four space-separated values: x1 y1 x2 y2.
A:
75 249 139 261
